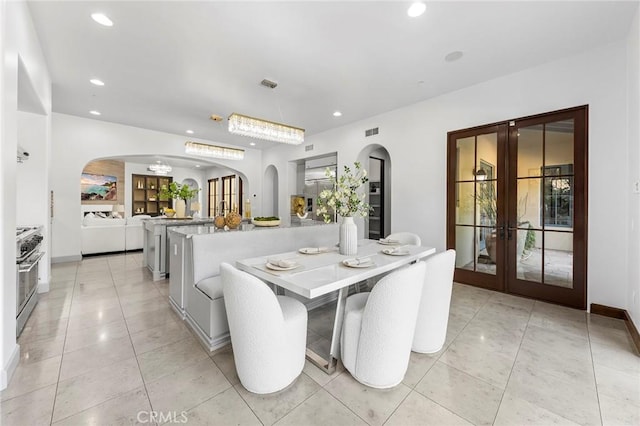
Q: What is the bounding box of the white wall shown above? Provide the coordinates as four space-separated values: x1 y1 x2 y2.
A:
263 40 632 311
50 113 262 260
627 8 640 326
0 0 52 389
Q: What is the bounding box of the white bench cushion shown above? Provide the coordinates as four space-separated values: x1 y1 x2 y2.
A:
196 276 223 300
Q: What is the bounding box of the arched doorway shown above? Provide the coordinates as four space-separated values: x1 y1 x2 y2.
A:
181 178 199 214
263 165 279 217
357 145 391 239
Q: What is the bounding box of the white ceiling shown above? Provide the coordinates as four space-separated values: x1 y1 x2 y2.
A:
28 0 638 155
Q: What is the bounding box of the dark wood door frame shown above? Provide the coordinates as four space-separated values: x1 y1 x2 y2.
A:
446 124 508 292
447 105 588 309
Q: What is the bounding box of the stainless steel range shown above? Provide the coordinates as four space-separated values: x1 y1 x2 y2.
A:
16 225 44 336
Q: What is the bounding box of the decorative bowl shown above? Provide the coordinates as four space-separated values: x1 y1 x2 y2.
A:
164 209 176 218
252 218 281 227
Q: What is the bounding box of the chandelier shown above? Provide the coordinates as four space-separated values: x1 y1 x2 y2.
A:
148 161 172 175
184 141 244 160
228 113 304 145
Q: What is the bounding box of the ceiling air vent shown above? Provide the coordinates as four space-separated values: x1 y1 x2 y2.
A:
260 79 278 89
305 144 314 152
365 127 379 137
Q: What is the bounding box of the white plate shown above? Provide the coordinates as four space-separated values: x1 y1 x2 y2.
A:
382 248 410 256
342 259 375 268
299 247 328 255
378 239 401 245
265 262 300 271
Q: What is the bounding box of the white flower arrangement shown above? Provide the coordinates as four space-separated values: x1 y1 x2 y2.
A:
316 161 372 223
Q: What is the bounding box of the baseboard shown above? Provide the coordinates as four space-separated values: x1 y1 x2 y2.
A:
184 313 230 352
590 303 640 355
51 255 82 264
1 344 21 390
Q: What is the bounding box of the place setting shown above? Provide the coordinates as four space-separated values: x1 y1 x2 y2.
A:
381 245 411 256
298 246 330 255
378 237 401 245
342 254 376 268
264 256 301 272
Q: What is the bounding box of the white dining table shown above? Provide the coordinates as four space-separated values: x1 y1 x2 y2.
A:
236 239 436 373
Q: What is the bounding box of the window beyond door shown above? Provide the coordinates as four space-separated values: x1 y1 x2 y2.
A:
541 164 573 228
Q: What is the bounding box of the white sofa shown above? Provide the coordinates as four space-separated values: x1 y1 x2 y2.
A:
81 212 151 255
81 214 126 254
125 215 151 250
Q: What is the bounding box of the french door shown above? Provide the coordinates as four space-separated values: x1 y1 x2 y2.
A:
447 106 588 309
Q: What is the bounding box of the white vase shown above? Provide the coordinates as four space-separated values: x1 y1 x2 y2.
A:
175 199 186 218
339 216 358 256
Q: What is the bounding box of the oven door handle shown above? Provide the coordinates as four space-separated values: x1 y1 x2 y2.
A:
18 252 45 273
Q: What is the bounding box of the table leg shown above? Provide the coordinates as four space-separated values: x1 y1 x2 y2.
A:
305 287 349 374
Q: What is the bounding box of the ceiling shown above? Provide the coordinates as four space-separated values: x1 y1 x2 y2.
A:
28 1 638 155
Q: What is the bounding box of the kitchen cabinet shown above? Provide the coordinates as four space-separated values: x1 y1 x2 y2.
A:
368 181 382 238
132 174 172 216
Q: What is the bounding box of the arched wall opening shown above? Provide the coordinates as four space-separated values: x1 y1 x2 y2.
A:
79 155 250 220
262 164 279 217
356 145 391 238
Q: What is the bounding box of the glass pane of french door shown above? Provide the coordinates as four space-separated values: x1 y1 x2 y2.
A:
507 107 587 309
512 120 574 288
448 125 506 291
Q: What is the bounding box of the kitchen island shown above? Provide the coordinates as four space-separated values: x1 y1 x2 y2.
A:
142 217 215 280
167 221 339 350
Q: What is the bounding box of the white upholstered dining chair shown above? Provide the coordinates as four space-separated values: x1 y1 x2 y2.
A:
340 261 426 388
220 263 307 394
385 232 422 246
412 249 456 354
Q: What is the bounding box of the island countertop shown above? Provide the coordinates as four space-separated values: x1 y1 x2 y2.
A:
142 217 215 226
168 219 329 237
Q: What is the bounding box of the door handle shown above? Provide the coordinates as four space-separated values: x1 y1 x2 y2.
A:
497 225 505 240
507 223 519 240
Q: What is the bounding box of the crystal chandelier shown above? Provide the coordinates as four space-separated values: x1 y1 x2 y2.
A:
148 161 172 175
184 141 245 160
228 113 304 145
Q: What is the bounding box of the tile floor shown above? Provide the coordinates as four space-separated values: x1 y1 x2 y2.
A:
1 251 639 425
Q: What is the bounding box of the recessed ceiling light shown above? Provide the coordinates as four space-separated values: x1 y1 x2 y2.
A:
186 130 194 134
250 142 256 146
333 111 342 117
90 79 104 86
91 13 113 27
445 51 464 62
195 164 200 168
89 110 101 116
407 2 426 18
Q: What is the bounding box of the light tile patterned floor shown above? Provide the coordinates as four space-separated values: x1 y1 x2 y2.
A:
1 252 639 425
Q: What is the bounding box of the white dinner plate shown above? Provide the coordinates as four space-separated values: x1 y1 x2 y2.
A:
382 248 410 256
299 247 328 255
342 259 375 268
265 262 300 271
